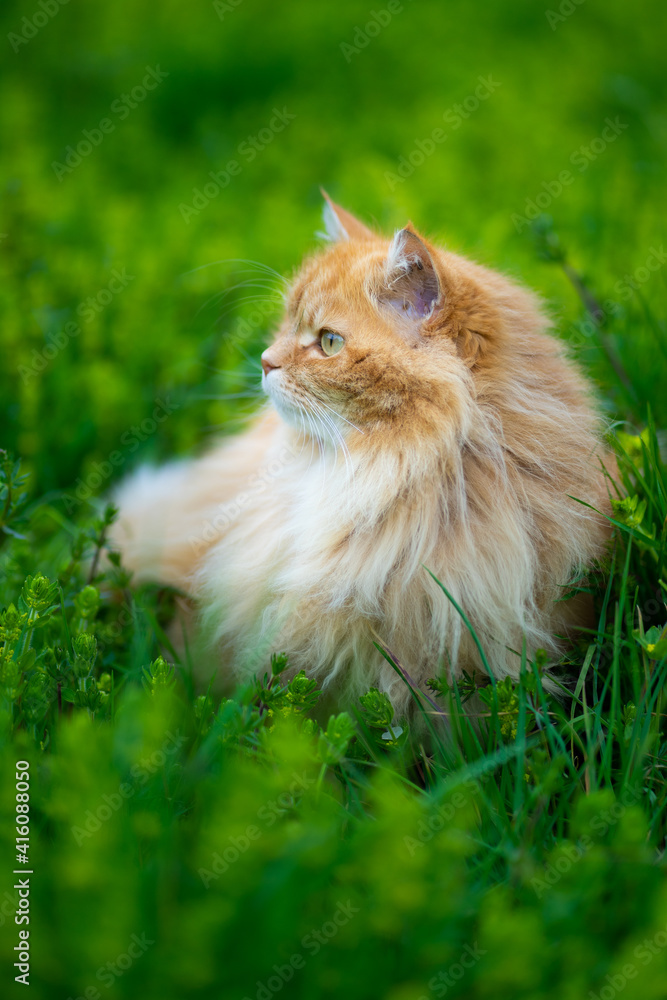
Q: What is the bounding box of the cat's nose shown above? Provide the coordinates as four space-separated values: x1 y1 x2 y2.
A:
261 351 280 376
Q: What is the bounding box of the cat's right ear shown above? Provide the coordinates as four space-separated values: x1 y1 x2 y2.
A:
319 190 377 242
380 227 442 322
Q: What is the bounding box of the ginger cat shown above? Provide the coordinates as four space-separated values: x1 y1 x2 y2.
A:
110 194 610 711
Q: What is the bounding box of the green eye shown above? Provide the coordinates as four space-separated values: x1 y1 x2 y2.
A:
319 330 345 356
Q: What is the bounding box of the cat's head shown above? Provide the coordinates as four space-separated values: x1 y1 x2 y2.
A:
261 194 542 445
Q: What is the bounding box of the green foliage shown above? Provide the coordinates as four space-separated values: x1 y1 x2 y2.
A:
142 655 176 696
317 713 356 767
0 450 30 543
0 437 665 996
359 686 395 729
1 0 666 497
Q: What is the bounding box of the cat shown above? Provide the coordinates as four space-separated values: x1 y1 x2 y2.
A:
110 193 611 713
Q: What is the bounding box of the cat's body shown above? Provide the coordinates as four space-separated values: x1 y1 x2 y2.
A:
111 196 611 711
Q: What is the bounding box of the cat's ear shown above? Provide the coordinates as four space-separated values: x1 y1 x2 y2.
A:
381 227 442 321
319 189 376 242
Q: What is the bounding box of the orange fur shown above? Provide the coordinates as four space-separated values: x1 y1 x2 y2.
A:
111 197 611 712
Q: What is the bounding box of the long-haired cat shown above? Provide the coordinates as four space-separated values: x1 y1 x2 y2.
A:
110 194 611 712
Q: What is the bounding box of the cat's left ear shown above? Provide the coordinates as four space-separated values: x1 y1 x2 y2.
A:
381 227 442 321
319 189 377 242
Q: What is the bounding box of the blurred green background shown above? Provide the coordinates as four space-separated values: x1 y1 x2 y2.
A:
1 0 666 499
1 3 667 998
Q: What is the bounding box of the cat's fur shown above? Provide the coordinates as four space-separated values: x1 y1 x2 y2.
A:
110 195 611 712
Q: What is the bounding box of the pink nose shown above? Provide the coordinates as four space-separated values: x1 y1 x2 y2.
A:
261 353 279 376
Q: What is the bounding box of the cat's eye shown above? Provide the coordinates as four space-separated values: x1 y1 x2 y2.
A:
319 329 345 357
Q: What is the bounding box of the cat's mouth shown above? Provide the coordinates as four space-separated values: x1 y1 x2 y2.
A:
263 371 351 444
263 370 307 426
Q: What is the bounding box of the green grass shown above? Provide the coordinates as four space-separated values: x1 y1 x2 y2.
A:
1 0 666 996
1 417 667 998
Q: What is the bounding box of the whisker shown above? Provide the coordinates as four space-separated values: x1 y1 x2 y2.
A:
314 397 365 436
301 406 318 474
193 391 262 401
197 286 284 320
199 363 261 381
231 345 263 371
310 404 344 494
304 397 356 490
181 258 290 287
214 297 283 325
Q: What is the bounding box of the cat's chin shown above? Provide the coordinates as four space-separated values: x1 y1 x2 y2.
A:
264 377 348 446
263 375 308 431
